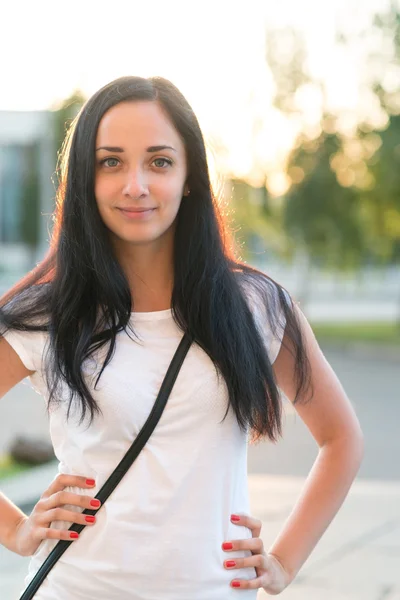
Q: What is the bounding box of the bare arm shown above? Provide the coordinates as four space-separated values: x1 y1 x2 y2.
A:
0 335 35 398
0 336 35 552
267 306 364 580
0 336 101 556
0 493 28 554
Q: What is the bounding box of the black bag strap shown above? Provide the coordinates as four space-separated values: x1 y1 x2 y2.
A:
19 332 192 600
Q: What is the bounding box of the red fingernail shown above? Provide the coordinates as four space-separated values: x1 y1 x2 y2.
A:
86 479 96 486
232 581 241 587
222 542 233 550
90 499 101 507
226 561 236 567
70 532 79 539
231 514 240 521
85 516 96 523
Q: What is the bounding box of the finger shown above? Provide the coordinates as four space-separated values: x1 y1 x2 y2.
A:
36 526 82 542
230 513 262 538
40 474 96 500
229 575 265 590
37 507 97 528
222 537 264 555
224 553 266 572
40 491 101 513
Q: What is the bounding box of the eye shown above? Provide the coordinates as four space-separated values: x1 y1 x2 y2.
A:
99 157 120 168
152 157 173 169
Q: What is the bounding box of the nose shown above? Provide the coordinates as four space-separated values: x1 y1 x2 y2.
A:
122 168 149 199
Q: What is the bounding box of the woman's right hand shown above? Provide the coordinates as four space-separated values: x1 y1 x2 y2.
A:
13 474 100 557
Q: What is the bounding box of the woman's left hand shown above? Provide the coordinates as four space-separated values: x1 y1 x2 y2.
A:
222 514 293 595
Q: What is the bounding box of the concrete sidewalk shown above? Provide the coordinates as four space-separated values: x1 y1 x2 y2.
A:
1 463 399 599
252 475 400 599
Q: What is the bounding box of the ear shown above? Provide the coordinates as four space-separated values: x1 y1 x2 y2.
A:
183 184 191 197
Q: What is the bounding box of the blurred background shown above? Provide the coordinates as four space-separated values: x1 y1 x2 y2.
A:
0 0 399 598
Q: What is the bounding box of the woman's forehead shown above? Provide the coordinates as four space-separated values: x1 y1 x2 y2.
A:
95 101 183 152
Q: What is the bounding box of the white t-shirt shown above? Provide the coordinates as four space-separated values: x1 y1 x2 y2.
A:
3 284 286 600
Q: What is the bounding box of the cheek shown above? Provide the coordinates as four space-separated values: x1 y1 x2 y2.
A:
94 178 114 204
94 182 119 226
158 185 187 222
153 177 183 202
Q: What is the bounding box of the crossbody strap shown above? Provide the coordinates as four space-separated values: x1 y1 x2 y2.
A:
20 332 192 600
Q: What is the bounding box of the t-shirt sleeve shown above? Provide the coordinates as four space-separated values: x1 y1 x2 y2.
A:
266 305 286 364
1 327 47 373
240 277 291 364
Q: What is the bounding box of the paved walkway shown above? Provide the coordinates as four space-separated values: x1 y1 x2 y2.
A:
1 463 399 599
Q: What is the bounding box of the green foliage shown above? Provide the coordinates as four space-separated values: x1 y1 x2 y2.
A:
20 143 40 249
17 91 86 249
262 12 400 269
361 115 400 263
312 322 400 346
51 90 86 164
263 26 373 268
265 27 311 115
228 179 286 262
0 454 31 481
284 132 367 268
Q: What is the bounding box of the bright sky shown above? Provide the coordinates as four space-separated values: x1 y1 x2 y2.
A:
1 0 393 192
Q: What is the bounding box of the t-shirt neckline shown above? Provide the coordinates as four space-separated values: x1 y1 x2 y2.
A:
130 308 173 321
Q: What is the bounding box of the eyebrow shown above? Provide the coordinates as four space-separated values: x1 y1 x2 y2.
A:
95 145 177 153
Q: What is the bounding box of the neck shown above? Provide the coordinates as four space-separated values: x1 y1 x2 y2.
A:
112 237 174 312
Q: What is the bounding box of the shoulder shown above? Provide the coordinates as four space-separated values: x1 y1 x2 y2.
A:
0 283 51 373
235 268 292 363
236 268 291 321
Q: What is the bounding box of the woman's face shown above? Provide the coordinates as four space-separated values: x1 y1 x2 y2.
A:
94 100 189 250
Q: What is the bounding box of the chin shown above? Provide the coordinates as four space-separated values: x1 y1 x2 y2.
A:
107 219 175 247
117 230 167 246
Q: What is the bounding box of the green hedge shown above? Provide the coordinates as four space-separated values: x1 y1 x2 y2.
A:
312 322 400 345
0 455 32 481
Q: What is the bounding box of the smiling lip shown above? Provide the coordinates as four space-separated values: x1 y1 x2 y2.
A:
118 207 156 212
117 207 156 220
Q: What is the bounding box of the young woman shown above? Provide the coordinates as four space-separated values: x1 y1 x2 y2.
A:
0 76 363 599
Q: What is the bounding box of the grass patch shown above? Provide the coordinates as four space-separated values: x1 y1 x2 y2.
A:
0 454 32 481
312 322 400 345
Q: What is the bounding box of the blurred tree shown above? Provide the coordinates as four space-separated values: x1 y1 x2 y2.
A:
329 1 400 267
265 27 311 116
228 179 285 263
362 3 400 324
359 117 400 264
265 22 400 272
20 143 40 254
220 14 400 279
265 27 371 268
284 130 366 269
51 89 86 165
225 28 312 266
282 122 373 306
262 28 370 305
361 3 400 264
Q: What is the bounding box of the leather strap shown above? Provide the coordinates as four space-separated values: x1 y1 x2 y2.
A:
20 332 192 599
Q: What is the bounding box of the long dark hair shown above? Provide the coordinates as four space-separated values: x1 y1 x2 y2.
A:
0 76 311 444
